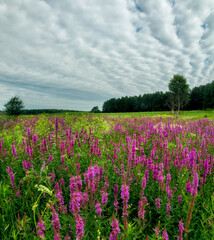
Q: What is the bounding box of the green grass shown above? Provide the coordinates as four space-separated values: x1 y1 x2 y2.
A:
0 110 213 121
100 110 214 120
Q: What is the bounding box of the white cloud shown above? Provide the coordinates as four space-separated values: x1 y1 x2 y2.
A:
0 0 213 110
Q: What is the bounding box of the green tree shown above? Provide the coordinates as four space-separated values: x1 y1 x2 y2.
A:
189 85 205 110
90 106 101 113
168 74 190 116
203 80 214 109
4 96 24 116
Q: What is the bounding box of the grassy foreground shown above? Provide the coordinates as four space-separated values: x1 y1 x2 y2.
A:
0 112 214 239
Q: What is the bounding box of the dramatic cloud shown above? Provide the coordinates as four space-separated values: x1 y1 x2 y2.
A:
0 0 213 110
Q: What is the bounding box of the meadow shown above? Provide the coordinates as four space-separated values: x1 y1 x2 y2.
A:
0 111 214 239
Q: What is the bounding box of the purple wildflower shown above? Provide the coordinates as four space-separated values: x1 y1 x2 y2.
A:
61 156 65 165
155 227 160 238
22 160 31 172
49 172 55 184
166 173 171 182
121 185 129 201
155 198 161 210
162 230 168 240
166 202 171 217
191 172 198 196
37 215 45 239
76 175 82 191
51 208 61 230
141 176 147 191
109 215 120 240
95 202 102 217
186 181 192 193
65 235 71 240
48 155 53 163
178 194 182 204
32 134 38 143
75 214 84 239
6 167 15 189
101 191 108 205
178 220 184 240
69 191 82 214
121 184 129 229
38 229 44 239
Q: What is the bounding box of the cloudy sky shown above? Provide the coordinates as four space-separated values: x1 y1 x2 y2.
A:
0 0 214 111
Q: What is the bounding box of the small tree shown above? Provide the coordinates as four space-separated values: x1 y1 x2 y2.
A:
4 96 24 116
168 75 189 116
90 106 101 113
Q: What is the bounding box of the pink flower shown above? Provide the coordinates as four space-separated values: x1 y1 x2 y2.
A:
166 202 171 217
121 184 129 229
38 229 44 239
60 178 65 188
191 172 198 196
101 191 108 205
162 230 168 240
178 194 182 204
178 220 184 240
166 173 171 182
76 175 82 190
186 181 192 193
109 215 120 240
155 198 161 210
11 144 17 158
32 134 38 143
75 214 84 239
69 191 82 214
155 227 160 238
55 182 67 213
55 119 59 132
48 155 53 163
51 208 61 230
6 167 15 189
141 177 147 190
37 215 45 239
69 175 76 193
121 185 129 201
49 173 55 183
95 202 102 217
61 156 65 165
16 189 20 198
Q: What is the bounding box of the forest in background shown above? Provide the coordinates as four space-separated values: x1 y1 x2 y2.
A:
102 80 214 113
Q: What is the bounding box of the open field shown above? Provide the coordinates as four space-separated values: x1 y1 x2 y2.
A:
0 109 214 121
100 110 214 120
0 113 214 239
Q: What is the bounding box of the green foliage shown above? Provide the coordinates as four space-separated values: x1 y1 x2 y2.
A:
4 96 24 116
168 74 190 114
90 106 101 113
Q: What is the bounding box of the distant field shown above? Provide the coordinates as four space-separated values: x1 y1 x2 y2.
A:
100 110 214 120
0 110 213 121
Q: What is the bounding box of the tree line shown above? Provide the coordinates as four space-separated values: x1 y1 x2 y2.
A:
102 78 214 113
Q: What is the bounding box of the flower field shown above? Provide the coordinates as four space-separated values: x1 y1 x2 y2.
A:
0 114 214 239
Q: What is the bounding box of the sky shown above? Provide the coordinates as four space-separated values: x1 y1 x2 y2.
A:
0 0 214 111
